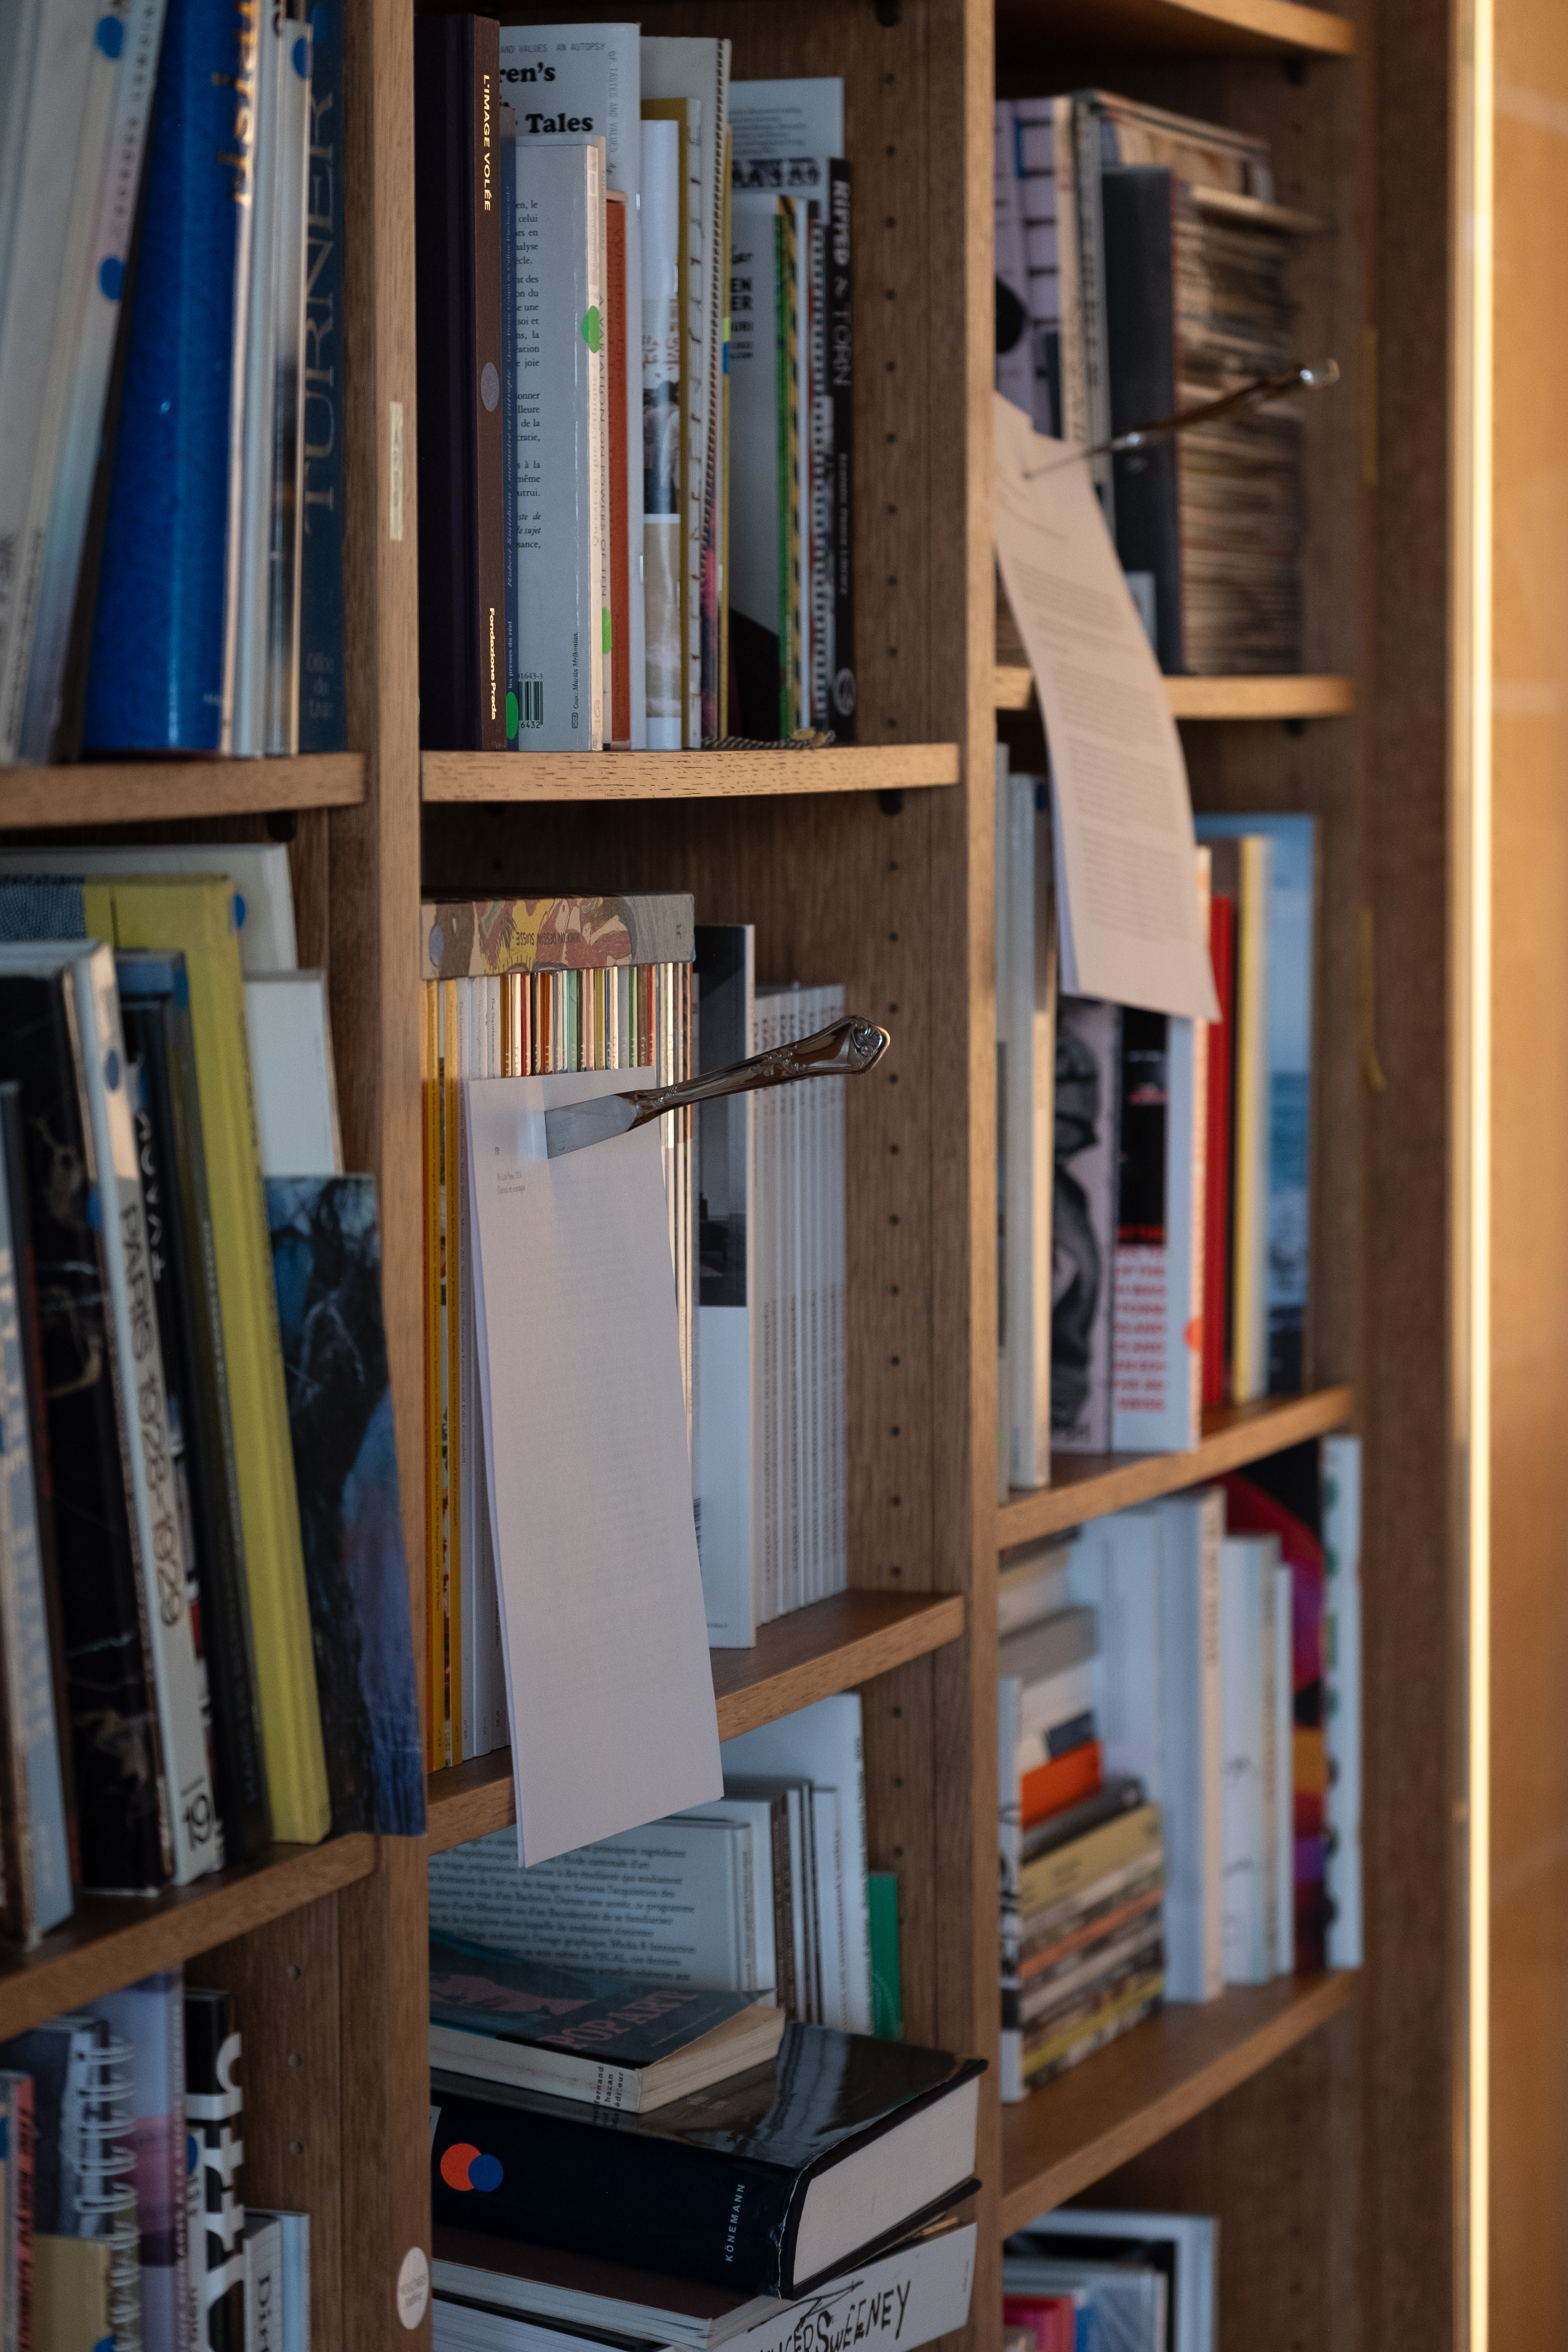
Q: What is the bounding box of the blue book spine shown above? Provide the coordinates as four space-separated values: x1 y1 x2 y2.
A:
298 0 345 753
0 1161 73 1940
500 107 518 745
82 0 257 754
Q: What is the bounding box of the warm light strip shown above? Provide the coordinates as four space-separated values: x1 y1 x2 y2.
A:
1453 0 1493 2340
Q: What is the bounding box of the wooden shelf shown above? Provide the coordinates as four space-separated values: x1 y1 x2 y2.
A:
995 0 1355 59
421 743 960 802
424 1588 967 1857
0 1834 376 2043
0 752 366 828
1000 1972 1358 2233
993 668 1355 721
999 1388 1355 1550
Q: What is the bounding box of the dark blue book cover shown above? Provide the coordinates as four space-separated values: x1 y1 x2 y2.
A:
82 0 257 753
266 1176 424 1837
430 1939 756 2063
300 0 346 752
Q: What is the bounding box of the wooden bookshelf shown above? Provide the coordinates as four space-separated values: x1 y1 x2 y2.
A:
994 0 1355 59
424 1592 969 1856
421 743 960 801
998 1974 1359 2233
993 668 1356 720
0 752 366 826
0 1835 375 2045
998 1388 1356 1548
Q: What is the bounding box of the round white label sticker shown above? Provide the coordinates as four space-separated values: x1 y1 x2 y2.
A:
397 2246 430 2330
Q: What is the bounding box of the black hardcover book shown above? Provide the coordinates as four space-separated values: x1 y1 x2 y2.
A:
1101 165 1184 675
186 1985 245 2351
413 12 507 751
431 2024 984 2298
118 957 271 1863
0 1083 79 1892
0 972 167 1892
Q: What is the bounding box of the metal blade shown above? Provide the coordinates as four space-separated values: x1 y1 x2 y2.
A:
543 1093 639 1159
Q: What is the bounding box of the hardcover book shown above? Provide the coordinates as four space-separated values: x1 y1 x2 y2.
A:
422 896 696 978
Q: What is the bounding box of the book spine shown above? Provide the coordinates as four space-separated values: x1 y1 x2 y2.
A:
233 6 284 756
826 161 854 740
499 107 519 747
82 0 257 753
16 0 169 763
586 141 608 750
681 103 705 749
243 2215 280 2352
607 191 631 744
430 2081 798 2295
13 2073 32 2350
469 17 506 752
298 0 346 753
1322 1434 1362 1970
78 952 218 1884
1230 839 1272 1403
807 211 830 731
641 115 682 751
264 2 312 756
186 1990 245 2352
1202 894 1235 1407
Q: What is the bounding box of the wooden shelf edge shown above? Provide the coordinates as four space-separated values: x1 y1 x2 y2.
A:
0 1833 378 2041
0 753 367 828
421 744 961 802
998 1386 1355 1548
995 0 1355 56
993 668 1355 721
1123 0 1356 53
999 1971 1358 2233
424 1589 968 1857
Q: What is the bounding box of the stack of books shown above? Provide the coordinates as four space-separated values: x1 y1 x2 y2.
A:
414 28 856 753
997 1441 1363 2099
0 0 347 761
995 89 1309 675
0 1968 310 2349
1005 2211 1217 2352
0 844 423 1937
996 765 1318 1483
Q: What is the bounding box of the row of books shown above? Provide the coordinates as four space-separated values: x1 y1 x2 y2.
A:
428 1694 894 2038
415 28 855 753
995 88 1308 675
0 844 422 1937
997 1436 1363 2099
0 0 346 762
0 1968 310 2350
1005 2211 1217 2352
997 755 1316 1484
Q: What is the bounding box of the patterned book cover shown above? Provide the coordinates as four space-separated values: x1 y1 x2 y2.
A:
422 895 695 979
267 1176 425 1836
186 1985 244 2352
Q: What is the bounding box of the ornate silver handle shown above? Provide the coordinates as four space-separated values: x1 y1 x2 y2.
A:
625 1013 890 1126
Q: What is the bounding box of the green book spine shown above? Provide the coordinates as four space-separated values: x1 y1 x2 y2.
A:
868 1872 903 2040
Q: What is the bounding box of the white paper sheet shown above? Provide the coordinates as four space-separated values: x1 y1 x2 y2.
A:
993 392 1218 1023
465 1069 722 1865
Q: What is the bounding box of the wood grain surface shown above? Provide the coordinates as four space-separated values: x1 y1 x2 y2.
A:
999 1973 1359 2233
992 668 1356 719
996 1389 1355 1547
423 1592 968 1856
993 0 1355 60
0 754 365 826
0 1837 375 2042
421 743 961 800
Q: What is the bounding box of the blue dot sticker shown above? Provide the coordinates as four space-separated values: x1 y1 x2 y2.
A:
96 14 123 55
291 32 310 75
231 891 246 934
104 1049 120 1092
99 256 124 302
470 2152 503 2192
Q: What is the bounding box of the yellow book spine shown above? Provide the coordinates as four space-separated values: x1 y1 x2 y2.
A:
85 878 330 1842
422 981 442 1770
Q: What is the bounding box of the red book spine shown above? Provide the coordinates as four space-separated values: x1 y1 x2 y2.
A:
1020 1739 1104 1829
1202 893 1236 1407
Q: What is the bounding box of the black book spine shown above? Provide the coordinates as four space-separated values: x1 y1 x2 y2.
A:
1101 165 1184 675
430 2079 800 2296
0 1085 79 1890
185 1986 245 2352
0 975 167 1892
826 159 855 742
121 995 270 1862
467 16 506 751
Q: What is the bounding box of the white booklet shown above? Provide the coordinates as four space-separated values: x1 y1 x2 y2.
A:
993 391 1218 1023
464 1069 721 1864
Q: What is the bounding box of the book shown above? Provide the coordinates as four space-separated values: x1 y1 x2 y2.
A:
431 2024 983 2297
1051 998 1120 1451
0 1088 74 1942
1201 887 1235 1409
245 974 343 1179
1152 1492 1224 2000
88 1970 189 2350
998 770 1056 1489
1015 2210 1215 2352
82 0 259 752
429 1940 783 2111
499 101 520 744
34 2236 116 2351
679 1792 787 2010
0 2069 33 2351
694 925 758 1646
1 2013 139 2338
266 1174 426 1837
0 941 219 1881
1219 1533 1278 1984
186 1984 245 2352
0 843 300 976
431 2212 977 2352
247 2212 308 2352
1003 2251 1166 2350
117 955 273 1867
1021 1742 1102 1829
868 1874 902 2040
607 187 631 743
511 135 606 749
244 2212 280 2352
1110 994 1206 1454
1206 836 1272 1403
1323 1433 1362 1971
298 0 346 754
642 111 683 749
1021 1771 1147 1864
414 13 508 752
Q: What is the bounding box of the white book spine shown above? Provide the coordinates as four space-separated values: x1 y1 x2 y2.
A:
1220 1535 1269 1985
810 1787 846 2028
825 982 847 1594
244 2213 283 2352
641 117 682 751
77 948 219 1883
1323 1433 1363 1970
1275 1556 1295 1974
1156 1488 1224 2000
677 96 705 746
585 139 607 748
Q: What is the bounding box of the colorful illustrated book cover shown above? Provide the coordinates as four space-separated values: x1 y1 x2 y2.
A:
266 1176 426 1836
421 895 695 979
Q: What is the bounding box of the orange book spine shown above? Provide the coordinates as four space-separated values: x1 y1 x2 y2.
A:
1021 1739 1104 1829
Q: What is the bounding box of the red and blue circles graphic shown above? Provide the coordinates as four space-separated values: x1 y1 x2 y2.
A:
440 2142 505 2193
